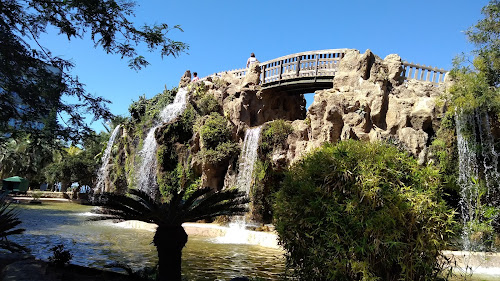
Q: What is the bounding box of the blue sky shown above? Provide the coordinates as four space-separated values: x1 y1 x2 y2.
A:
35 0 489 132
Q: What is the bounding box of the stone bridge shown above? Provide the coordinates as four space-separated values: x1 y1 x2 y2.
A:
206 49 448 94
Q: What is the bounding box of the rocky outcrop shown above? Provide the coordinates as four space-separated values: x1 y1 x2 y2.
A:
107 48 449 195
286 49 449 165
187 70 306 189
178 70 192 88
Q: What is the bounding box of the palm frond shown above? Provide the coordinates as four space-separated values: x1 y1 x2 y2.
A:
0 192 26 252
92 190 160 223
182 188 249 223
94 187 248 227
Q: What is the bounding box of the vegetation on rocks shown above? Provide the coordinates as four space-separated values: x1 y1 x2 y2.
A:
258 120 293 157
249 120 293 222
156 105 196 197
199 112 239 165
274 140 456 281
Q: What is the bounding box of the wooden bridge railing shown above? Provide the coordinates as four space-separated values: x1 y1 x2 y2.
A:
203 50 447 87
205 49 348 86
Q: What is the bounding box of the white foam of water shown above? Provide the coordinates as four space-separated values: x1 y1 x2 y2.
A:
214 219 250 245
217 126 263 245
75 212 101 217
456 110 500 257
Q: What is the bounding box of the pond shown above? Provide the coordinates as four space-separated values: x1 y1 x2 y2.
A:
10 202 286 280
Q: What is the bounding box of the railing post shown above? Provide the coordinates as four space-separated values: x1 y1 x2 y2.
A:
278 60 282 84
296 55 301 78
261 64 266 85
314 54 320 82
420 65 426 81
408 63 414 80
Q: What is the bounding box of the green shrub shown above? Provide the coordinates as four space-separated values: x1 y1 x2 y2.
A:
259 120 293 156
196 94 220 116
274 140 457 281
201 141 239 165
129 87 176 122
250 160 283 223
200 112 232 149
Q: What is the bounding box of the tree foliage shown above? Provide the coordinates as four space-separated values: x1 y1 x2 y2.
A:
0 0 188 145
465 0 500 87
274 141 456 281
448 0 500 114
0 135 56 184
43 132 105 191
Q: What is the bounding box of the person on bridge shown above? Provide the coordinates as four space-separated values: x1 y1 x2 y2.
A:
246 53 257 68
192 72 200 82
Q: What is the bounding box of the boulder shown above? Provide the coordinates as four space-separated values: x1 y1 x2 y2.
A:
241 61 261 89
178 70 192 88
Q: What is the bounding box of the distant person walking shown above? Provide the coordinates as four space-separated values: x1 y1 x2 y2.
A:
246 53 257 68
192 72 199 82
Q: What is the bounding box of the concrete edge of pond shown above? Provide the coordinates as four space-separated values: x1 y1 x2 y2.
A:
115 220 282 249
442 250 500 277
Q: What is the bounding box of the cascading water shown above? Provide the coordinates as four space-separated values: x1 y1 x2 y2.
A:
217 126 262 244
476 111 500 192
137 87 188 197
456 113 480 252
236 126 262 195
456 110 500 252
95 125 122 193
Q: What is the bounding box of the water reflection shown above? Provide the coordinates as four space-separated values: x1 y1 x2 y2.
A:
11 202 285 280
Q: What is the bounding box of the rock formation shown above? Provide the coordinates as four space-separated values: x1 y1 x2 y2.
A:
178 70 192 88
104 48 450 198
286 49 449 165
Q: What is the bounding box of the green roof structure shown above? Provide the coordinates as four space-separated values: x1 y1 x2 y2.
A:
2 176 29 192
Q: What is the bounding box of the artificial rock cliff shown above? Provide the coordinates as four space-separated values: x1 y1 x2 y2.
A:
184 49 448 190
103 49 449 196
285 49 449 165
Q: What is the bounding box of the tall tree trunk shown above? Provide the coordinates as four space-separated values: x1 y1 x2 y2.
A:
60 181 69 192
154 225 188 281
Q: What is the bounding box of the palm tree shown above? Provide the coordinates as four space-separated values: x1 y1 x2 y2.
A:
0 192 26 252
95 187 248 281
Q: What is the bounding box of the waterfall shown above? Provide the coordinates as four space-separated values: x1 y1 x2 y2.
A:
95 125 121 193
476 111 500 192
216 126 262 245
456 110 500 252
456 113 480 251
136 87 188 197
235 126 262 195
